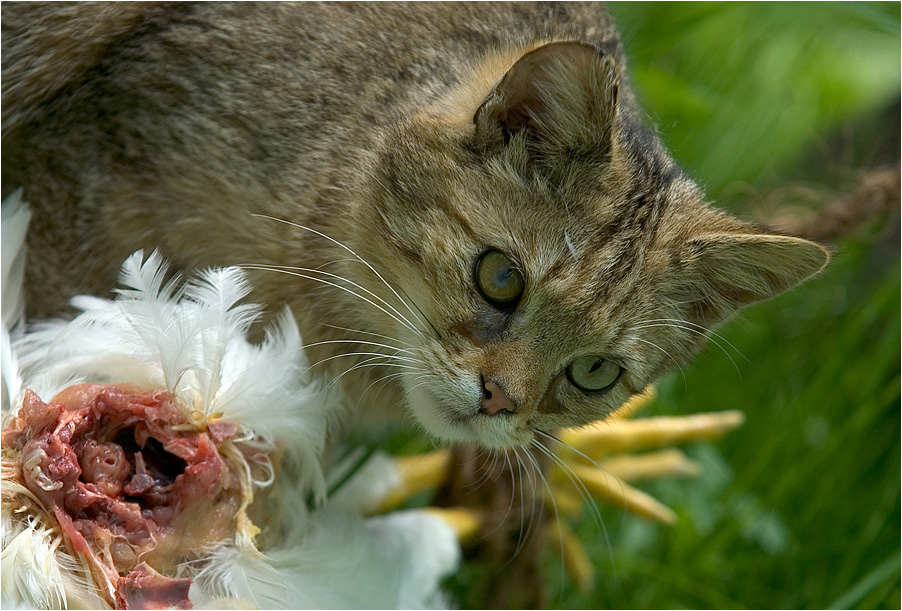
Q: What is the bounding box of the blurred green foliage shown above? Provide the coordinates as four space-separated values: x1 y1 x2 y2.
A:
611 1 900 196
535 2 900 609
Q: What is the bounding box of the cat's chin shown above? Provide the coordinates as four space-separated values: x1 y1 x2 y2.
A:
403 381 533 449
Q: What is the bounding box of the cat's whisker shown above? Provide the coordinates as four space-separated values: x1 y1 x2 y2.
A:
465 450 514 541
357 370 409 406
635 318 743 355
632 321 744 377
242 263 425 339
316 324 430 397
631 337 688 389
399 378 435 404
250 215 437 337
398 385 428 406
489 449 511 488
635 317 748 361
527 439 569 590
306 352 426 396
472 448 502 490
462 448 494 491
305 350 423 372
534 429 603 473
302 253 443 345
494 448 539 564
501 451 524 532
318 256 443 342
358 371 433 413
532 432 625 586
532 432 606 534
322 358 428 400
517 446 554 560
302 338 419 356
499 450 531 562
322 323 416 350
541 438 622 586
509 450 531 560
243 267 422 342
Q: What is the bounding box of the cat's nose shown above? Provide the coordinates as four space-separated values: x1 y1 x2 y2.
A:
480 380 516 416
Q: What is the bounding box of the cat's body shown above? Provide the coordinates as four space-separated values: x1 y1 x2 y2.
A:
2 2 828 449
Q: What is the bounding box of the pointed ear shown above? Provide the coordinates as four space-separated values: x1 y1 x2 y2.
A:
473 42 619 161
681 233 831 324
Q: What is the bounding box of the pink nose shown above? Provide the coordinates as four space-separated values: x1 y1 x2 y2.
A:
480 381 516 416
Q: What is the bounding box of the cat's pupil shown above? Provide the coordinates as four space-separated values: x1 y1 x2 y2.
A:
566 356 622 393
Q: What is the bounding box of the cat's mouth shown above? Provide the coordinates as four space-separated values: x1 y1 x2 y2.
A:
403 379 533 449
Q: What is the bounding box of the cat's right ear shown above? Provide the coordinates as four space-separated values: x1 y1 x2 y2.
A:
473 42 620 165
678 232 831 325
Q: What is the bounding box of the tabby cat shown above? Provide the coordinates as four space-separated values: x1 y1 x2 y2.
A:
2 2 828 449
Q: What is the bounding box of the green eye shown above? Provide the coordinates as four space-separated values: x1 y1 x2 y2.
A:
566 356 621 392
475 250 525 308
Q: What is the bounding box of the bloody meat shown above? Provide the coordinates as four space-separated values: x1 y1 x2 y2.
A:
3 384 245 609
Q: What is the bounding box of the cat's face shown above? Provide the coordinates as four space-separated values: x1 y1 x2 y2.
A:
352 43 828 449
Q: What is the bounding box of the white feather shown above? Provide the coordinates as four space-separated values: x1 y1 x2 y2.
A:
191 506 459 610
1 190 30 416
106 250 196 388
1 514 108 610
1 189 31 333
328 450 403 514
365 510 460 610
2 325 23 424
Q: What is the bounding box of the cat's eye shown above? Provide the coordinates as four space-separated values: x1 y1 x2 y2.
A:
475 250 525 308
566 356 621 393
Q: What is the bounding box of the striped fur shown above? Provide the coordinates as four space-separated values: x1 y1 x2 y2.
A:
2 2 828 448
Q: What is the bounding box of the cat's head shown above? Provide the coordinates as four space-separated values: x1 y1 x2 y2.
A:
354 42 829 449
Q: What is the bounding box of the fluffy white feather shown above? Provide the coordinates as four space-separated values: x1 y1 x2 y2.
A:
0 512 107 610
1 191 30 416
192 507 459 610
1 189 31 333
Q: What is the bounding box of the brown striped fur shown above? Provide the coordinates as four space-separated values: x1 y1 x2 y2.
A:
2 2 829 448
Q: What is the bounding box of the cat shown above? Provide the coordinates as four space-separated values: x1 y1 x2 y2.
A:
2 2 829 450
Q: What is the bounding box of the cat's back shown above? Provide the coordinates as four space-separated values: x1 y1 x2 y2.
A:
2 2 620 316
4 2 617 142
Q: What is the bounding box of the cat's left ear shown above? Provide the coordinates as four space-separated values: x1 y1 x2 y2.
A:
680 232 831 323
473 41 619 161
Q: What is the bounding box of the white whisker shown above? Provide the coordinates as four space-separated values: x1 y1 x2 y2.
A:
305 350 422 372
463 449 492 491
250 215 435 336
632 337 688 389
357 371 426 411
531 433 606 536
321 357 427 400
511 450 532 559
527 439 568 594
322 323 416 350
302 338 419 357
632 319 747 377
248 262 424 338
242 264 424 338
